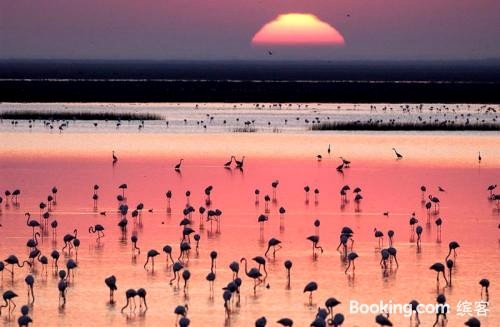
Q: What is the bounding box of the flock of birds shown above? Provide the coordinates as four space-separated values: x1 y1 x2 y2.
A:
0 145 498 327
1 103 499 133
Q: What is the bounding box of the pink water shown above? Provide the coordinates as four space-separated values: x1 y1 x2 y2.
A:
0 132 499 326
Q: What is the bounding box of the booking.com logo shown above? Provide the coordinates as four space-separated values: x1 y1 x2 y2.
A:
349 300 450 317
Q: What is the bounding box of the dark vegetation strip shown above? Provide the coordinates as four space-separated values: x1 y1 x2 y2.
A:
310 121 500 131
0 110 163 121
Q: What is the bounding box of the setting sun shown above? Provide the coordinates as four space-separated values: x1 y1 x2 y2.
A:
252 13 345 46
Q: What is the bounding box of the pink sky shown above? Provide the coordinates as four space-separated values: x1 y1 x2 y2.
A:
0 0 499 60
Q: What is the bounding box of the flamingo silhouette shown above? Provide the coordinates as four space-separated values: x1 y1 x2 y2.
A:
303 281 318 305
89 224 105 241
345 252 359 274
445 241 460 261
307 235 323 258
144 249 160 271
240 257 262 294
4 255 31 280
264 238 282 258
121 289 137 312
25 213 41 237
430 263 448 286
175 159 184 171
0 290 18 315
479 278 489 301
112 151 118 164
170 261 184 285
105 275 117 303
25 274 35 303
392 148 403 159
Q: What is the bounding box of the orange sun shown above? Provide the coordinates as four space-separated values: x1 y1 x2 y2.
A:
252 13 345 46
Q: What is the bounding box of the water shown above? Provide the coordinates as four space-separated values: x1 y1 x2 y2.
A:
0 106 499 326
1 102 498 134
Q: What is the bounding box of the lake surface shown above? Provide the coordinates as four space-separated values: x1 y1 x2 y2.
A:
0 105 499 326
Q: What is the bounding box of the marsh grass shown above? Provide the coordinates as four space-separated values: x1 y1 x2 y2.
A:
310 121 500 131
0 110 163 121
232 126 257 133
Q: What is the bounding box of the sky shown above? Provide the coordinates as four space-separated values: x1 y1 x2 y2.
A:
0 0 499 61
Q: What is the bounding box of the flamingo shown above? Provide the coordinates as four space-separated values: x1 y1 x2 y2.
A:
174 304 188 318
58 275 68 306
446 259 454 286
240 258 262 294
223 290 232 317
388 230 395 246
104 275 117 303
255 316 267 327
430 263 448 286
224 156 235 167
178 242 191 262
144 249 160 271
345 252 358 274
339 157 351 167
25 213 41 237
445 241 460 261
304 186 310 201
182 270 191 293
17 305 33 326
428 194 440 212
392 147 403 159
264 238 282 258
51 186 58 204
416 225 423 248
162 245 174 267
118 184 127 197
0 290 18 316
375 314 393 326
409 300 421 324
131 235 140 254
479 278 490 301
433 294 448 327
328 313 345 327
465 317 481 327
175 159 184 171
4 255 31 280
283 260 292 288
235 156 245 169
252 256 268 278
121 289 137 312
388 247 399 267
258 214 268 229
51 250 60 271
374 228 384 248
206 251 217 291
170 261 184 285
89 224 105 241
26 232 40 250
112 151 118 164
62 229 78 253
137 288 147 310
303 281 318 305
229 261 239 279
307 235 323 257
66 259 77 280
25 274 35 303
